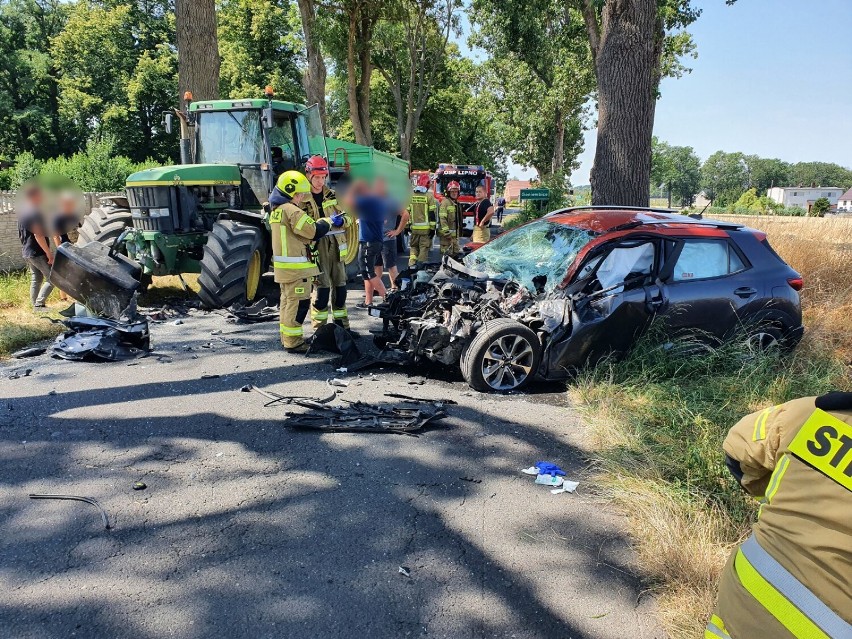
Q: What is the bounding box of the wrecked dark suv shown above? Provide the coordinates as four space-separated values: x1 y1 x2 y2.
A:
369 207 804 392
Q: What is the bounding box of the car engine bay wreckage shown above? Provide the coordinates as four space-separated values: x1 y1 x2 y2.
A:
368 218 612 394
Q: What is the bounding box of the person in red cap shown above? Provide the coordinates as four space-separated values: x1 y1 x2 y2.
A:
299 155 354 333
438 180 462 257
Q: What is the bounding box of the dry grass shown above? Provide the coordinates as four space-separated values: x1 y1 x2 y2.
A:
572 215 851 638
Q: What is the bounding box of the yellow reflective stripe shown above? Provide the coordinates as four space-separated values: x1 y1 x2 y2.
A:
704 614 731 639
411 223 430 230
764 455 790 503
295 213 315 231
753 407 775 441
311 311 329 320
734 549 830 639
332 309 347 318
322 199 338 209
279 325 304 336
273 261 317 270
294 287 305 294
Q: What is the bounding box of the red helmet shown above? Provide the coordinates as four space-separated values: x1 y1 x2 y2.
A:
447 181 460 192
305 155 329 176
416 173 430 188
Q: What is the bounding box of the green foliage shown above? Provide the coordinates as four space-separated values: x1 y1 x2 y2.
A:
744 155 790 194
0 168 12 189
217 0 304 102
732 187 764 213
811 197 831 217
700 150 748 206
790 161 852 189
10 139 156 192
650 138 701 206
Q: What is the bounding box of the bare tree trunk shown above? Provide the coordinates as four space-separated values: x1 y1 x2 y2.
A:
297 0 327 128
346 6 373 146
583 0 660 206
551 106 565 176
175 0 220 103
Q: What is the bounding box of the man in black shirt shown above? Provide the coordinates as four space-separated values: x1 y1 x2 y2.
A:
16 184 54 309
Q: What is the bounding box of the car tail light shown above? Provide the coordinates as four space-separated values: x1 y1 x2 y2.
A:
787 277 803 291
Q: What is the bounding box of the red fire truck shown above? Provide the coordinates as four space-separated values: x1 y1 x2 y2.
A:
432 164 494 236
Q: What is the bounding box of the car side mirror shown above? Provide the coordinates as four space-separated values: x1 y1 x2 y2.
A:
163 112 173 134
262 107 274 129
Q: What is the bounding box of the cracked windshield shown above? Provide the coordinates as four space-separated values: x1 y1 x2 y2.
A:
196 110 264 164
463 219 594 293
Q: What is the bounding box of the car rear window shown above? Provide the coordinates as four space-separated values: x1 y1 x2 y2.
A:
672 240 746 281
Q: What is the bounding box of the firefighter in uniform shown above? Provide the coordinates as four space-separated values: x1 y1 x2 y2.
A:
300 155 354 331
268 171 340 352
438 180 462 258
407 173 437 267
706 392 852 639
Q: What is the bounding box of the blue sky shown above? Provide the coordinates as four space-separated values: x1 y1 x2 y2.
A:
460 0 852 184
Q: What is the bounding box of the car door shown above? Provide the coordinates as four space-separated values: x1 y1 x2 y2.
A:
548 238 663 370
658 237 752 342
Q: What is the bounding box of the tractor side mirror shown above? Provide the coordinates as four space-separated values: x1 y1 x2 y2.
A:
163 112 173 134
262 107 274 129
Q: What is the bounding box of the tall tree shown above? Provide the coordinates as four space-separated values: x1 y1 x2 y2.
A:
175 0 220 103
295 0 328 126
789 161 852 189
217 0 303 101
700 150 747 206
471 0 594 179
650 138 700 206
373 0 458 161
343 0 379 145
576 0 699 205
743 155 790 195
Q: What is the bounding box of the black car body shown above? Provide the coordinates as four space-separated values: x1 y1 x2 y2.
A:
369 207 804 392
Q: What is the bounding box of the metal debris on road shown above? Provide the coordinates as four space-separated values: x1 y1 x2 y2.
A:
28 493 111 530
398 566 411 578
226 297 279 323
51 315 150 362
172 319 183 325
384 392 457 405
246 384 337 407
284 400 446 435
327 378 349 388
9 369 33 380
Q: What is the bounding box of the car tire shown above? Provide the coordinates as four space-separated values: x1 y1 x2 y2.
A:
743 322 784 355
461 318 541 392
77 206 133 247
198 220 266 309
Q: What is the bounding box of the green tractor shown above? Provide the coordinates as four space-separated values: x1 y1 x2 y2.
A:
76 93 408 308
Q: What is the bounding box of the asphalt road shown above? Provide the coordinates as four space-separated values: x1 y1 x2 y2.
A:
0 247 664 639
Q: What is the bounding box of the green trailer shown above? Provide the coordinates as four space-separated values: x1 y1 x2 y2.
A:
72 94 410 309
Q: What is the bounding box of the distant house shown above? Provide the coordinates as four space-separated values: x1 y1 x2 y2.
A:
503 180 532 204
692 191 712 209
837 188 852 212
766 186 844 213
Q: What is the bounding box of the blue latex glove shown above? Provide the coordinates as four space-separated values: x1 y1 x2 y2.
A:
535 461 566 477
330 213 345 228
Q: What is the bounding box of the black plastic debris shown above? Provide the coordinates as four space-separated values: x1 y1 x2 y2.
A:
51 315 150 362
29 493 111 530
11 346 46 358
133 482 146 491
49 241 142 319
227 297 279 323
307 323 362 367
284 401 446 435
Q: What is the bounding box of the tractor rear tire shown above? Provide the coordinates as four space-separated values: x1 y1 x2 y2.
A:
77 206 133 246
198 220 266 309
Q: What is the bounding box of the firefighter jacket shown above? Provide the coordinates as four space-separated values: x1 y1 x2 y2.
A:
270 200 327 284
707 393 852 639
439 197 461 236
299 186 353 263
408 192 437 232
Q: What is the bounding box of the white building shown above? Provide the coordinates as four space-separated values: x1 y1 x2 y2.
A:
766 186 843 212
837 188 852 212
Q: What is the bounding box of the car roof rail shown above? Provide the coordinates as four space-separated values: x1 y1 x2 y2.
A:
544 205 679 218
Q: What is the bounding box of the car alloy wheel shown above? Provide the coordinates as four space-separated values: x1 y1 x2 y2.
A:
480 334 536 391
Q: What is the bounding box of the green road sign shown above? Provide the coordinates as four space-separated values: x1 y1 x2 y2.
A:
520 188 550 201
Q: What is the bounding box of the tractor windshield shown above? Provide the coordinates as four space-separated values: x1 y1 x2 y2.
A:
196 110 265 165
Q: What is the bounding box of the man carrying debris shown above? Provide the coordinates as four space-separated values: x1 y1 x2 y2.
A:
407 173 437 267
300 155 354 333
706 392 852 639
16 183 55 310
438 181 462 258
268 170 343 352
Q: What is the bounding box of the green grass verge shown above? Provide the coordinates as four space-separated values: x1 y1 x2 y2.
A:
0 270 63 358
569 328 849 636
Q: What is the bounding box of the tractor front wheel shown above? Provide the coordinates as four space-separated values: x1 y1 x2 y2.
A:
77 206 133 246
198 220 266 309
